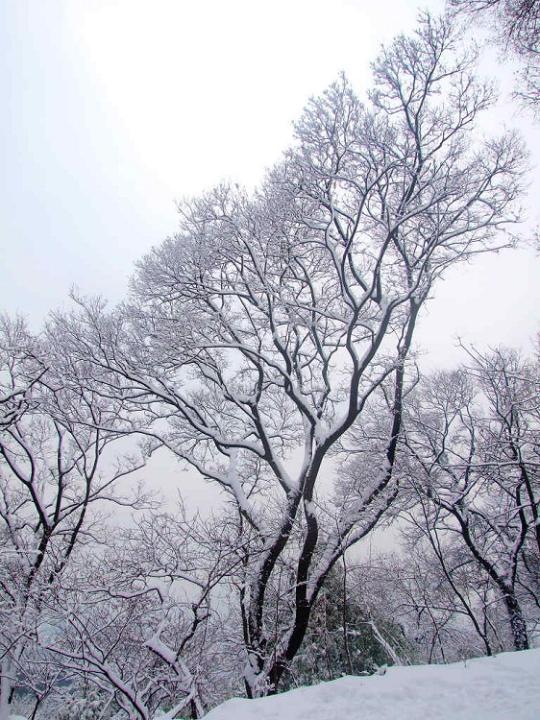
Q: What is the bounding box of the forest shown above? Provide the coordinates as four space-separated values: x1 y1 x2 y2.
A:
1 3 539 719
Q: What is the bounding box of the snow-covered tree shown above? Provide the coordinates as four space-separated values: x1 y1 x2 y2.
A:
401 347 540 651
450 0 540 111
48 14 525 696
39 506 242 719
0 318 146 720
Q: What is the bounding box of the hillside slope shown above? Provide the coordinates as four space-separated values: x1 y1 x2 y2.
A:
205 649 540 720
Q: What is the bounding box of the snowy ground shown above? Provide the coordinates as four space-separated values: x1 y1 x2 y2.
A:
205 649 540 720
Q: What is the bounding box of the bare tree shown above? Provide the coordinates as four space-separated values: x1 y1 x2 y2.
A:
353 548 505 664
450 0 540 110
0 319 146 719
401 347 540 651
50 15 525 696
400 505 508 659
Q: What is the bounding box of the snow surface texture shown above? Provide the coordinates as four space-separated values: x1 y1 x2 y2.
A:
205 649 540 720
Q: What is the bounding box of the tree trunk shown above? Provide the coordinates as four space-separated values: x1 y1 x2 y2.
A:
503 593 529 651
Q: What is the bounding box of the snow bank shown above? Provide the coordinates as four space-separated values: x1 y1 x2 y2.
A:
205 649 540 720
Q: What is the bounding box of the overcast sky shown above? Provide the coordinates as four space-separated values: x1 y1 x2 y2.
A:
1 0 539 370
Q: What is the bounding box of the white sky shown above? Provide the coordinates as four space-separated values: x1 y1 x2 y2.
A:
1 0 539 369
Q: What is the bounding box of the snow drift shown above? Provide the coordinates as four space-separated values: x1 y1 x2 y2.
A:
205 649 540 720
